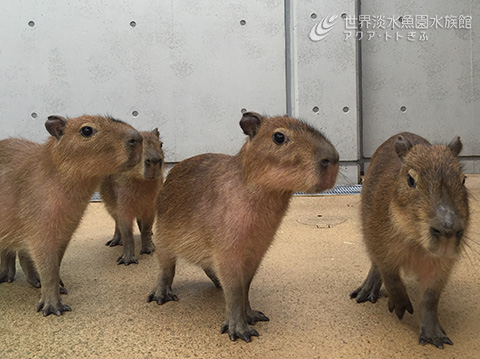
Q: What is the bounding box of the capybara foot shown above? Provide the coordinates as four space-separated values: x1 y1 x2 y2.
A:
140 241 155 255
106 236 122 247
221 320 259 342
419 324 452 349
26 272 41 288
117 254 138 265
388 296 414 319
0 269 15 284
246 309 270 325
36 300 71 316
147 290 178 305
350 266 383 303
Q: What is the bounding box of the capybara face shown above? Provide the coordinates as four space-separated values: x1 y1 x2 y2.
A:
46 115 143 176
392 143 469 258
240 113 339 193
141 129 164 180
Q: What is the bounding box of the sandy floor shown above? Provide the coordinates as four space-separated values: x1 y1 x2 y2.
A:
1 177 479 359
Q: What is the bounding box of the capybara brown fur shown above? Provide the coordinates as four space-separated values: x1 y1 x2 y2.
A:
148 112 339 342
100 128 164 265
0 115 143 316
350 132 469 349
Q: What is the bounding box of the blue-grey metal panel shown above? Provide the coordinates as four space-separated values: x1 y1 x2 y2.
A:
361 1 479 157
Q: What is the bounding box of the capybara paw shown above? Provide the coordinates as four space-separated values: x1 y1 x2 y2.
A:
0 271 15 284
106 237 122 247
140 243 155 255
147 291 178 305
221 321 259 343
350 285 381 303
246 309 270 325
388 297 413 319
36 300 71 316
117 254 138 266
26 275 41 288
419 325 452 349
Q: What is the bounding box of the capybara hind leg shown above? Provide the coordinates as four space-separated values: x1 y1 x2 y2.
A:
106 222 122 247
204 267 222 288
139 217 155 255
419 288 452 349
0 250 16 283
117 221 137 265
383 271 413 319
18 252 40 288
350 263 383 303
148 250 177 304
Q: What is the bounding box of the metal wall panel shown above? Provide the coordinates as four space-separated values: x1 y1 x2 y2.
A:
0 0 286 162
289 0 358 163
361 0 479 158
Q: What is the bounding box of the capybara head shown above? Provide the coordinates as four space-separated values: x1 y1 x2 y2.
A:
391 135 469 257
238 112 339 193
45 115 143 177
141 128 164 180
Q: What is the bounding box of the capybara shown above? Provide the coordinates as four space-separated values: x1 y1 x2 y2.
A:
0 115 143 316
148 112 339 342
100 128 164 265
350 132 469 349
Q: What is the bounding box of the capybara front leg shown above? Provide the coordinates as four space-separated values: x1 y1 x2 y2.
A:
0 250 16 283
32 247 71 316
106 221 123 247
18 251 40 288
350 263 383 303
418 288 452 349
117 221 137 265
139 216 155 255
383 271 413 319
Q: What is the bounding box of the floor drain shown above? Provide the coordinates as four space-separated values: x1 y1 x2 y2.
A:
295 184 362 196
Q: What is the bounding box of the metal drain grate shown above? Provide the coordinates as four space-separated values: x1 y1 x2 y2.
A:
91 185 362 202
295 184 362 196
91 192 102 202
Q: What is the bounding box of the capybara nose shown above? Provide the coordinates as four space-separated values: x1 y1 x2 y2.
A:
128 131 143 148
145 157 162 166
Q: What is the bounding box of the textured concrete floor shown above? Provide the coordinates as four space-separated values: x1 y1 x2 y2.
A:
1 176 479 359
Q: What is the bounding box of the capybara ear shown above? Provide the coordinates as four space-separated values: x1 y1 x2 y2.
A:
153 128 160 138
45 116 67 140
447 136 462 157
394 135 413 161
240 112 263 139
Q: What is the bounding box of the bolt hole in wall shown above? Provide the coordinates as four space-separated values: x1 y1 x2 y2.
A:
240 19 246 26
130 21 136 28
400 106 407 113
241 108 247 114
31 112 37 119
132 111 138 117
28 21 35 27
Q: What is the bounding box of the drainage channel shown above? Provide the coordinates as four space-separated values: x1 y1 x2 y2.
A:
91 185 362 202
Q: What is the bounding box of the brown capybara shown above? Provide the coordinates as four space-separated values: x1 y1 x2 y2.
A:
148 112 339 342
100 128 164 265
0 115 143 316
350 132 469 349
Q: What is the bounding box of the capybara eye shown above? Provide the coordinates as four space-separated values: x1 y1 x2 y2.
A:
145 159 151 166
462 175 466 185
407 173 416 188
80 126 96 138
273 132 286 145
